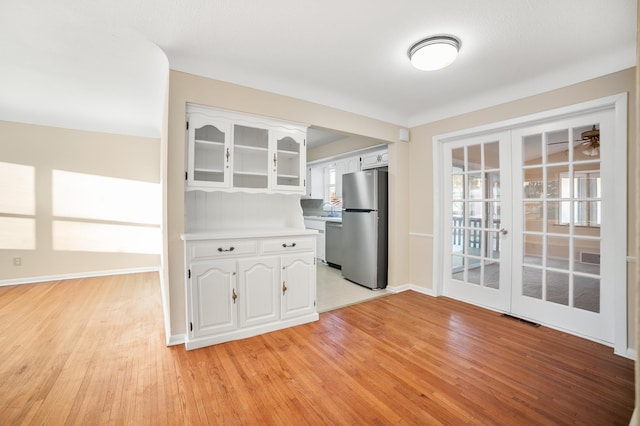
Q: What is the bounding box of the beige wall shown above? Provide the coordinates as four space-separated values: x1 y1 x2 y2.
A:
167 70 404 337
407 68 636 347
0 120 161 281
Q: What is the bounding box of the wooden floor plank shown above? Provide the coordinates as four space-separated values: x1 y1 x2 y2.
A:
0 273 634 425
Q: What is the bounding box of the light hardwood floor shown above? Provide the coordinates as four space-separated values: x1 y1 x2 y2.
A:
316 263 389 312
0 272 634 424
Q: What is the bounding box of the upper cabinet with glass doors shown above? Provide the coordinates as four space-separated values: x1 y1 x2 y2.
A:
186 104 307 194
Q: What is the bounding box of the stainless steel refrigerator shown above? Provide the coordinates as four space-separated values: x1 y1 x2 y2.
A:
341 169 388 289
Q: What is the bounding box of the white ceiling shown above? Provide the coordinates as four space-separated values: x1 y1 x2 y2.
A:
0 0 636 138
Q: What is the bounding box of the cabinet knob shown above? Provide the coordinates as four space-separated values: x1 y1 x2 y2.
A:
282 243 296 248
273 153 277 167
217 247 235 252
226 148 231 162
232 289 237 304
282 282 287 295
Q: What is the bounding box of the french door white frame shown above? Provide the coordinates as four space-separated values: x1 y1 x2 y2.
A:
431 93 628 356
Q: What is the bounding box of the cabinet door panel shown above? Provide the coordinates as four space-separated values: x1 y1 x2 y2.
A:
272 130 306 192
187 114 231 188
238 257 280 328
190 261 237 338
281 253 316 320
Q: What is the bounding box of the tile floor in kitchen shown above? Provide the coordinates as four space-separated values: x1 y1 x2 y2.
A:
316 263 390 312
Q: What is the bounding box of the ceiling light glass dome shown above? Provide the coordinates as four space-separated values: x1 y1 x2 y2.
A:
408 36 460 71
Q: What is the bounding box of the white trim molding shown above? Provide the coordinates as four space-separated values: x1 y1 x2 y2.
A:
386 283 437 297
168 334 186 346
409 232 434 238
0 266 161 287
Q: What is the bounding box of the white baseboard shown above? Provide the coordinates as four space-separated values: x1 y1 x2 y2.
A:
624 348 637 361
386 283 436 297
0 266 161 287
168 334 186 346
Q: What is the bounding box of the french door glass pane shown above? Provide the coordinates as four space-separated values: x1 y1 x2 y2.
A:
452 255 464 280
523 267 542 299
547 201 570 233
468 145 481 171
547 236 570 270
524 202 543 232
484 263 499 289
486 171 500 198
546 271 569 306
546 129 569 164
452 174 464 199
486 202 501 229
573 238 600 275
574 275 600 313
484 142 500 168
469 173 482 199
452 147 465 171
546 165 569 198
485 231 500 259
524 168 544 198
523 234 543 265
523 134 543 166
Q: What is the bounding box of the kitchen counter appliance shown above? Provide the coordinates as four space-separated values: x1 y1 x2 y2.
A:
341 169 388 289
325 221 343 269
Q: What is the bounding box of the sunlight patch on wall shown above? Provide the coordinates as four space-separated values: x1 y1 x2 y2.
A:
53 220 161 254
52 169 161 254
0 162 36 249
0 217 36 250
0 161 35 215
52 170 160 225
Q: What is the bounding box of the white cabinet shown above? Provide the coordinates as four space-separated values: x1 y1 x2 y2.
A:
361 149 388 170
237 257 279 328
281 253 316 320
334 160 347 198
345 156 361 174
306 165 324 199
183 231 318 350
189 260 237 338
303 219 325 262
186 104 307 194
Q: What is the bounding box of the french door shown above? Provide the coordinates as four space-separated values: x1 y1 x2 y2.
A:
510 111 613 342
443 131 512 312
441 106 621 345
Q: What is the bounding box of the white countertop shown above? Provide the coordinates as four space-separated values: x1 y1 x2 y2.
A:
303 216 342 223
182 227 318 241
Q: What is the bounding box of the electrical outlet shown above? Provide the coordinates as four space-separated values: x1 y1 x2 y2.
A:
13 257 22 266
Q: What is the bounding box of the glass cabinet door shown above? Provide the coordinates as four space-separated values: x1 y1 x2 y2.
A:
232 124 269 189
272 130 305 191
187 115 231 188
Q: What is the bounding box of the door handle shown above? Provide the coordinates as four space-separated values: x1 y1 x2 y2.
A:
500 228 508 235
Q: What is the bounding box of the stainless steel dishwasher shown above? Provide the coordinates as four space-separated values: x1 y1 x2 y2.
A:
325 221 343 269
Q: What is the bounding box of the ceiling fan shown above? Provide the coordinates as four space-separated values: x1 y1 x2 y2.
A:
547 125 600 157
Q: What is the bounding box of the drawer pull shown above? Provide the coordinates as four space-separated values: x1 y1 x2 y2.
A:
282 243 297 248
217 247 235 252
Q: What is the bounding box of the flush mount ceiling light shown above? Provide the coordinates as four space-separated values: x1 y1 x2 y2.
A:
408 35 460 71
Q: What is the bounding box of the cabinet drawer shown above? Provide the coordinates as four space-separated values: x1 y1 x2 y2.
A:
189 240 258 261
261 237 315 254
